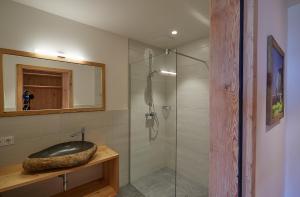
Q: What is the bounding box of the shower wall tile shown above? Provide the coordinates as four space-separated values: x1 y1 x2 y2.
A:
112 123 130 186
0 109 129 197
129 40 163 65
130 75 168 181
129 40 175 183
165 77 177 171
165 38 210 189
177 39 210 64
0 114 61 142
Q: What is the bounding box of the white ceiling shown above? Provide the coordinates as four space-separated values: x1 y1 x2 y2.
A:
288 0 300 7
12 0 209 48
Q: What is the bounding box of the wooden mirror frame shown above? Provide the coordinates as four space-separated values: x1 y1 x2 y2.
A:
0 48 106 117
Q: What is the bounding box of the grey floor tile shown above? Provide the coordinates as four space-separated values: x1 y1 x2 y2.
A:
117 184 144 197
131 168 208 197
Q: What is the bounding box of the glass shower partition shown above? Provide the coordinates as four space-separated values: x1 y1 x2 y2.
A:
130 50 177 197
129 40 209 197
175 53 209 197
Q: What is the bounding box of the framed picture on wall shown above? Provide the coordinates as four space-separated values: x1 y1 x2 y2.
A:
266 35 285 125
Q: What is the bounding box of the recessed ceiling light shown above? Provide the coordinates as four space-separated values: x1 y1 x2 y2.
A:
171 30 178 36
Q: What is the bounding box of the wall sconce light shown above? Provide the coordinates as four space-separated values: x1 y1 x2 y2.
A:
34 49 84 61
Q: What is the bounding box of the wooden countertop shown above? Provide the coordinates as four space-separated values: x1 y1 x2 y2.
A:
0 145 119 193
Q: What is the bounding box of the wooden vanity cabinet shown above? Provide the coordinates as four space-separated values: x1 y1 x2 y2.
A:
0 145 119 197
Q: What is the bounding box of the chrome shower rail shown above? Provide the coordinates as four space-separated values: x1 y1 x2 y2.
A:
166 49 209 69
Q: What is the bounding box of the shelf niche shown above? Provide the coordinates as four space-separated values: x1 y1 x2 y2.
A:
17 64 73 111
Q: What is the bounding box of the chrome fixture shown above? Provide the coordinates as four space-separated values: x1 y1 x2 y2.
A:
58 173 68 192
70 127 86 141
165 49 208 69
144 49 159 141
162 106 172 119
162 105 172 110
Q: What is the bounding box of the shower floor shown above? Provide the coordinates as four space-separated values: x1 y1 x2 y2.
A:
117 184 144 197
120 168 208 197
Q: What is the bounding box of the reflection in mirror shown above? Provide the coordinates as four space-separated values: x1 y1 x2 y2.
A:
2 54 104 112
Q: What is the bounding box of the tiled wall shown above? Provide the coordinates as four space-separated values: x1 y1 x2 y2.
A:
0 110 129 196
164 39 209 188
176 39 209 188
129 40 177 182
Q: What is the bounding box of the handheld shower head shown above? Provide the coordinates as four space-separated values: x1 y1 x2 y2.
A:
144 48 154 65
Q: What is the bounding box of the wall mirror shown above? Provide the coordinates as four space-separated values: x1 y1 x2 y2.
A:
0 48 105 117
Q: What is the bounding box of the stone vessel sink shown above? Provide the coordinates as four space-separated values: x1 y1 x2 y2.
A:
23 141 97 172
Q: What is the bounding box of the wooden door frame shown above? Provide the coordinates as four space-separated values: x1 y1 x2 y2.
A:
210 0 257 196
242 0 257 196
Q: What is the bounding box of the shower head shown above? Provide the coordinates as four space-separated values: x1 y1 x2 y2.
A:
144 48 154 65
165 49 171 55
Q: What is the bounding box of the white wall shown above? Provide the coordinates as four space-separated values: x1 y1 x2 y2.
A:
284 3 300 196
0 0 129 196
0 0 128 111
255 0 287 196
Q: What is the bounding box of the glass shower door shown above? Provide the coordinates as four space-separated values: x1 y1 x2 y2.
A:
175 53 209 197
129 41 209 197
130 49 177 197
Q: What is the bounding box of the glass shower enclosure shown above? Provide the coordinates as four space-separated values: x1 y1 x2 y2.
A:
129 40 209 197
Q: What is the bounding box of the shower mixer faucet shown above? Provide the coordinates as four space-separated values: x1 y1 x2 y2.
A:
145 112 157 128
145 112 156 117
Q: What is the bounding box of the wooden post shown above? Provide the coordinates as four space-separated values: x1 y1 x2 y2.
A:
243 0 258 196
209 0 241 196
16 65 23 111
0 54 3 113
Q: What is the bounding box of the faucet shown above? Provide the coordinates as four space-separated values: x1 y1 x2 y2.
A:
70 127 86 141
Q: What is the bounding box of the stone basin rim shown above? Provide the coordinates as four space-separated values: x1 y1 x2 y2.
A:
28 141 95 159
23 141 97 172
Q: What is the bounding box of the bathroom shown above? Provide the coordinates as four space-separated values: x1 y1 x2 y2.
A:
0 0 292 197
0 0 210 196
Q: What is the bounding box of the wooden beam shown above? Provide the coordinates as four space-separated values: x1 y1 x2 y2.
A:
0 54 3 113
209 0 240 196
243 0 258 196
16 65 23 111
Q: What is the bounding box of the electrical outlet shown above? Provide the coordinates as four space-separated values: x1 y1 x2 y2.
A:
0 136 14 146
0 137 5 146
5 136 14 145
